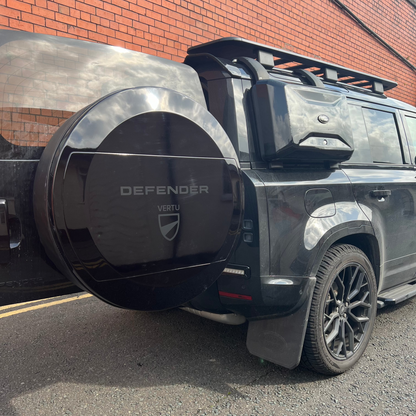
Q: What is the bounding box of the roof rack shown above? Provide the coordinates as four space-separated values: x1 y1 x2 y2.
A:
188 37 397 94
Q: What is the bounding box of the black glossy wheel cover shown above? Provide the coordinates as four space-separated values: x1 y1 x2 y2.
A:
34 87 243 310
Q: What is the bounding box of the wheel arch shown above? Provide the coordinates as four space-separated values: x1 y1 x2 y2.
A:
308 226 381 290
333 234 381 289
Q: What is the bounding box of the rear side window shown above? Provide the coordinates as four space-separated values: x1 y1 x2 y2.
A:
405 116 416 156
347 105 372 163
0 31 201 152
362 108 403 164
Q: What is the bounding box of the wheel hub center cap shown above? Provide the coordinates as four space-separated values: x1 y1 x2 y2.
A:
339 304 346 315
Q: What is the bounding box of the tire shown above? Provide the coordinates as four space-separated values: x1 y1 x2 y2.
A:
301 244 377 375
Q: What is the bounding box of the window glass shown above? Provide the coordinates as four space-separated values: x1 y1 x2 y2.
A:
347 105 372 163
362 108 403 164
0 32 200 150
405 116 416 158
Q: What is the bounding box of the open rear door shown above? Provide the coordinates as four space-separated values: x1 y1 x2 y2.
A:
0 30 242 308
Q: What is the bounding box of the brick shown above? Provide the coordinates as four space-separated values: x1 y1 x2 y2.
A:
7 0 31 12
87 0 103 8
53 0 75 8
115 30 132 42
32 5 54 19
80 11 90 21
122 9 138 21
97 16 110 27
46 0 58 11
129 3 146 15
115 14 132 26
107 36 125 48
33 24 56 35
0 5 20 18
97 25 115 37
55 12 76 25
96 8 114 21
77 19 96 31
75 1 95 14
103 3 121 15
112 0 129 9
21 11 45 25
45 18 67 31
9 19 33 31
67 25 87 37
58 4 69 15
131 36 149 47
88 31 107 43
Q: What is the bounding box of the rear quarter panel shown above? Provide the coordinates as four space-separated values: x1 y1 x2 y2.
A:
254 168 374 279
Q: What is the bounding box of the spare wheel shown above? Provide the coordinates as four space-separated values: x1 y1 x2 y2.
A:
33 87 243 311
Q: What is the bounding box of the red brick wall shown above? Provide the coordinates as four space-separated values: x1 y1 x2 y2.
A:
0 0 415 147
0 0 415 103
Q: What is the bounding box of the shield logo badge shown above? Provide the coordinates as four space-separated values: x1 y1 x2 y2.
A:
158 213 180 241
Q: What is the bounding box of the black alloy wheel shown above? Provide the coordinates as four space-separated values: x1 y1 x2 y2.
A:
301 244 377 375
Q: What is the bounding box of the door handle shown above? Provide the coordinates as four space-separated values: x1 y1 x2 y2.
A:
370 190 391 198
0 199 10 264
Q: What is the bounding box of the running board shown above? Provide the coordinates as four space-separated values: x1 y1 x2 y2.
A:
377 281 416 309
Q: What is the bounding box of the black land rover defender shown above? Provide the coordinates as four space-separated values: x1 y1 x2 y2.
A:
1 31 416 375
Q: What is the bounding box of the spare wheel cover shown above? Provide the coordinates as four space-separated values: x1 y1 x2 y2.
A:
34 87 243 311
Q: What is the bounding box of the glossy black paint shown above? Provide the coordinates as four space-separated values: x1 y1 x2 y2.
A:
34 87 243 311
184 53 252 163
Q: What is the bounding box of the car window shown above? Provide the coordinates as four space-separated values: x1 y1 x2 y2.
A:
405 116 416 159
347 105 372 163
361 108 403 164
0 33 201 151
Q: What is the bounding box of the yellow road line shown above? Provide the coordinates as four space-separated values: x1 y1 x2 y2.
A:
0 293 93 319
0 297 56 311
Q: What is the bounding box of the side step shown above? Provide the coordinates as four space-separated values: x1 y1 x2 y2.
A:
377 281 416 309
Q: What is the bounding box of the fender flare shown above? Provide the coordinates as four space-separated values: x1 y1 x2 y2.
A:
306 220 379 278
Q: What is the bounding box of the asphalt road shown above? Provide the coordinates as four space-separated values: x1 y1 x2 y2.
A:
0 293 415 416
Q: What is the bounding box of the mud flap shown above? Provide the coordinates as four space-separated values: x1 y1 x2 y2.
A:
246 277 315 369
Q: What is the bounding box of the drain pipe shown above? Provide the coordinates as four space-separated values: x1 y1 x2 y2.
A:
330 0 416 74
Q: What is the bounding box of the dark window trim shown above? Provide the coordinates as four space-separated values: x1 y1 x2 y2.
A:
400 111 416 165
